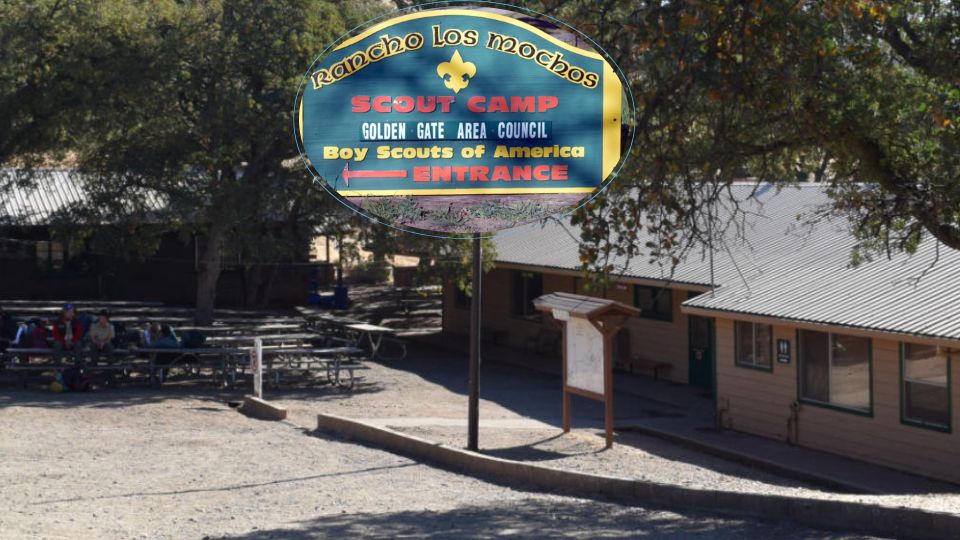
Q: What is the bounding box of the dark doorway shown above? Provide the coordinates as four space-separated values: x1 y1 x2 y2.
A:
688 314 715 392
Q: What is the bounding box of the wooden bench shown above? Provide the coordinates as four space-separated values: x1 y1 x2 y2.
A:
3 346 249 387
2 347 148 387
632 355 673 381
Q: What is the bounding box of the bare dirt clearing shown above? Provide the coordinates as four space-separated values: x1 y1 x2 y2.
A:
0 387 878 539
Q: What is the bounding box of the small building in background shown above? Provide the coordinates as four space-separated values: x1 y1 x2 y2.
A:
0 169 317 307
442 183 960 484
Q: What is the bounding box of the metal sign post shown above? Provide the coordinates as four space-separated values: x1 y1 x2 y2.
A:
296 5 630 446
251 337 263 399
467 233 482 451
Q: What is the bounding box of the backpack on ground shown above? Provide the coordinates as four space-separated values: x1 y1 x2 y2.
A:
60 366 91 392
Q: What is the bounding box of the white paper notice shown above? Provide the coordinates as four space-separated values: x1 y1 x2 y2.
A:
565 317 604 395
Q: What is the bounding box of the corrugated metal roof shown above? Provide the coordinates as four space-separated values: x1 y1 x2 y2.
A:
0 169 87 226
493 184 960 342
0 168 167 226
494 184 841 288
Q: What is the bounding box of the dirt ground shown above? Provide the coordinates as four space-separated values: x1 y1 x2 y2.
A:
267 343 960 517
0 388 879 540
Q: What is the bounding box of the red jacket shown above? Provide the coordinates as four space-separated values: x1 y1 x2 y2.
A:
52 317 83 348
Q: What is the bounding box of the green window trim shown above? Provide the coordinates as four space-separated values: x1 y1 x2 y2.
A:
899 342 952 433
734 321 774 372
797 329 874 417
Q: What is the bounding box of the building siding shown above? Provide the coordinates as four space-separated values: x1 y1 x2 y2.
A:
443 268 696 384
716 318 960 484
0 228 311 307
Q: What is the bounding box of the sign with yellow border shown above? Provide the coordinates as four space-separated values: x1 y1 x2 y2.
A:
296 6 626 234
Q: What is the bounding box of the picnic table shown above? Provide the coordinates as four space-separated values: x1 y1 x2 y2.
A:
345 323 406 361
204 333 318 346
2 346 246 388
135 347 247 386
1 347 143 377
172 324 305 336
231 346 367 388
2 344 370 389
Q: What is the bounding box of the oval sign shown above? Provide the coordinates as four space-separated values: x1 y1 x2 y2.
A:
296 6 626 236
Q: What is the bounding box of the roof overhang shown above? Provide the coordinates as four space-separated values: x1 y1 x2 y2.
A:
495 261 714 292
681 304 960 349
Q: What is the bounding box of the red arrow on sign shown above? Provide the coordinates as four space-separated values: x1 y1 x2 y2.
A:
341 163 407 186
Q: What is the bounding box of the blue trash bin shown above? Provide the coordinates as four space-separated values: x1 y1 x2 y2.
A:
334 285 349 310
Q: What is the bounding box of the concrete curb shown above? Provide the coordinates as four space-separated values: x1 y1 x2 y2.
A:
317 412 958 540
616 424 872 494
239 396 287 421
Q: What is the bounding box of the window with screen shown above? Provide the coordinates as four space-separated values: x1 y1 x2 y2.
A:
735 321 773 370
799 330 872 413
633 286 672 322
902 343 950 431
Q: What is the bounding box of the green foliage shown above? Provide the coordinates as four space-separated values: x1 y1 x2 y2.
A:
0 0 102 165
0 0 391 316
8 0 958 301
508 0 960 280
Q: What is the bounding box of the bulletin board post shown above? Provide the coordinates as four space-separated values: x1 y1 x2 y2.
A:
535 293 638 449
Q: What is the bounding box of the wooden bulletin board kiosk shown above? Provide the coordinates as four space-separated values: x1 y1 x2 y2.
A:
534 292 638 448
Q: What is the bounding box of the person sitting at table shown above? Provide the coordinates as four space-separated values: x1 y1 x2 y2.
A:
87 310 116 362
154 325 180 348
52 304 84 366
10 321 28 347
142 322 162 346
23 318 49 348
152 325 183 383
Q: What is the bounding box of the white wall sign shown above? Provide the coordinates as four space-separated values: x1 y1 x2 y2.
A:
565 317 604 395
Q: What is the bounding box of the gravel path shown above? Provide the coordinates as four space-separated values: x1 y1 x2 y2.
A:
0 389 878 539
267 345 960 517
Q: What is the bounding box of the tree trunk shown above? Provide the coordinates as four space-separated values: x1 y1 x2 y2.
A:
252 263 280 309
195 224 225 325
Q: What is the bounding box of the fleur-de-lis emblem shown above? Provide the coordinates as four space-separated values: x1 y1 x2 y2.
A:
436 50 476 93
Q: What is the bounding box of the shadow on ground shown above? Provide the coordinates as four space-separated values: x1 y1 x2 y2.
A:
0 379 384 410
215 497 876 540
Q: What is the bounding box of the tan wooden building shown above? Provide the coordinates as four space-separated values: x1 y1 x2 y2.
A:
443 183 960 484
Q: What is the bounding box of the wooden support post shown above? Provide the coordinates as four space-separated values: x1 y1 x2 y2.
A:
603 332 614 449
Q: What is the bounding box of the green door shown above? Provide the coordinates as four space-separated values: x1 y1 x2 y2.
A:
688 314 715 391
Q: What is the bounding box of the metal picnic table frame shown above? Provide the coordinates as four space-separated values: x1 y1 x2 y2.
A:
228 346 367 388
344 323 406 361
2 346 247 388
